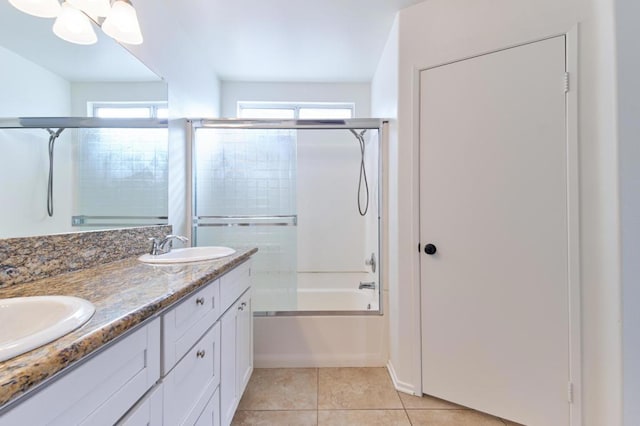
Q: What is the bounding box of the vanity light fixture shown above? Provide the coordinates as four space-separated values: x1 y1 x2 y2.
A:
9 0 143 45
53 2 98 45
101 0 143 45
8 0 60 18
67 0 111 18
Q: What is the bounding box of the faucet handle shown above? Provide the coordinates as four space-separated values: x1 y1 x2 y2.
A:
148 237 162 255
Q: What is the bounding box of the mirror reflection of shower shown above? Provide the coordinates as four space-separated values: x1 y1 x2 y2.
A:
191 119 384 315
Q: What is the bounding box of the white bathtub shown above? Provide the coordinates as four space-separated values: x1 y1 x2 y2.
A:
295 272 379 311
296 288 378 311
253 271 387 368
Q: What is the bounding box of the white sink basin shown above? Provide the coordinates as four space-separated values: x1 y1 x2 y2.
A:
138 246 236 264
0 296 95 362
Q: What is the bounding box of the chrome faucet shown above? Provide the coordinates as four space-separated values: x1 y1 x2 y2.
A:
149 235 189 255
359 281 376 290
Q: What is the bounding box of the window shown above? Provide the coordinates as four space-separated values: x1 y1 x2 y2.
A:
238 102 354 119
90 102 168 119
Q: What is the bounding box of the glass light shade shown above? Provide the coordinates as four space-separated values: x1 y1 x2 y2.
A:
102 0 143 45
8 0 61 18
67 0 111 17
52 2 98 45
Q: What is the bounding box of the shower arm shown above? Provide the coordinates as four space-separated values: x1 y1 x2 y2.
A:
46 128 65 217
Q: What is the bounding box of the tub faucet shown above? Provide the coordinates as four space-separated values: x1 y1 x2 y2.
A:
149 235 189 255
359 281 376 290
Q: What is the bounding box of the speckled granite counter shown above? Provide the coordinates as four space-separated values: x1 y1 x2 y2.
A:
0 247 257 410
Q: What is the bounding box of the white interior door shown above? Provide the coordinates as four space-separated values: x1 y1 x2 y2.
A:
420 36 570 426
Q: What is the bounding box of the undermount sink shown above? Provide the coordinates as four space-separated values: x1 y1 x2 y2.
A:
138 246 236 264
0 296 95 362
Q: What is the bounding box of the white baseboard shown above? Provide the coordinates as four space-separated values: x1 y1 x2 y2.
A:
255 353 385 368
387 360 420 395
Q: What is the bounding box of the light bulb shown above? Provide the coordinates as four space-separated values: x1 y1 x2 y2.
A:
102 0 143 45
53 2 98 45
8 0 61 18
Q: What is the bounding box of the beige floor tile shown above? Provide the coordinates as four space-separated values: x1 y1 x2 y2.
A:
399 393 464 410
318 409 410 426
232 410 318 426
238 368 318 410
502 420 525 425
318 367 403 410
406 409 506 425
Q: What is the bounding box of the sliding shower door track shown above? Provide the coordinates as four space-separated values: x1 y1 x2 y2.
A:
254 309 382 317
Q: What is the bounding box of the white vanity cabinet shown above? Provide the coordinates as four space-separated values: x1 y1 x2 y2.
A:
0 318 161 426
220 263 253 426
160 260 252 426
0 258 253 426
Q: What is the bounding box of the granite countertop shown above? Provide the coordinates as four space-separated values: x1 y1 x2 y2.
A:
0 247 258 410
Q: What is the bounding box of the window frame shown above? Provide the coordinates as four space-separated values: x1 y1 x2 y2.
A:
237 101 355 119
89 101 168 119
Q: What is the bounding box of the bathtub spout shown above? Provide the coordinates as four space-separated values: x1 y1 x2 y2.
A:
359 281 376 290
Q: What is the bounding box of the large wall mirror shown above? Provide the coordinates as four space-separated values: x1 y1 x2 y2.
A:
0 2 168 239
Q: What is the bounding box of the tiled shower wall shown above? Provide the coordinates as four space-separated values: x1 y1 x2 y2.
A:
75 128 168 218
194 129 298 311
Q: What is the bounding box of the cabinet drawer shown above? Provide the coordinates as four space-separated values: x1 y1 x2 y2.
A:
220 260 251 313
1 318 160 426
163 279 220 373
163 322 221 426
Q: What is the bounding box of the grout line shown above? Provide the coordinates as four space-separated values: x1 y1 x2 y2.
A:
396 390 414 426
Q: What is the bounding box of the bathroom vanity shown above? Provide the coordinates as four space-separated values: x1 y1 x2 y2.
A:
0 245 256 426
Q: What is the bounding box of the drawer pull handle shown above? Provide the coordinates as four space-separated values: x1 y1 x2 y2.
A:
238 305 244 311
196 297 205 306
241 302 247 307
196 350 206 358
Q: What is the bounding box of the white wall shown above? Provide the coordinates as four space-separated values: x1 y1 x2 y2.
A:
373 0 622 424
0 46 73 238
125 0 222 238
220 81 371 118
615 2 640 424
371 13 399 389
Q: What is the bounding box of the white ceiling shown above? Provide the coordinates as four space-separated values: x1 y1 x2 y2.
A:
173 0 425 82
0 0 424 83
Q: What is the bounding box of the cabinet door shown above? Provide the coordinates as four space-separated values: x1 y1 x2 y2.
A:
163 322 221 426
220 299 239 426
237 292 253 395
117 384 163 426
194 387 221 426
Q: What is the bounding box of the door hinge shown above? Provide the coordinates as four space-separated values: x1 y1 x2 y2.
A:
564 72 570 93
567 382 574 403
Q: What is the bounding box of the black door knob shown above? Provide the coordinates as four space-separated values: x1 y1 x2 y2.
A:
424 244 437 255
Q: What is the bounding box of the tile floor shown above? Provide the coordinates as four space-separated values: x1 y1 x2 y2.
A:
232 367 522 426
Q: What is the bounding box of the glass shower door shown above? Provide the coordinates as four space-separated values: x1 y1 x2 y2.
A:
193 128 298 311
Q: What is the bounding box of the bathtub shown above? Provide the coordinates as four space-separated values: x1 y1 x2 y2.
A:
295 272 379 312
296 288 378 311
253 271 387 368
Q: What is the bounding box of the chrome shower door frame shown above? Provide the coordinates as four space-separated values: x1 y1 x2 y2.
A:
188 118 387 317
